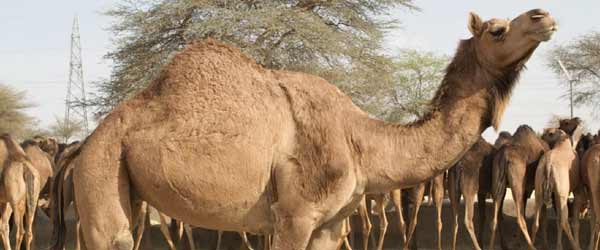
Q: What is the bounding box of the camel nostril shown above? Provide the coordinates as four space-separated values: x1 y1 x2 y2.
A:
529 9 549 20
531 15 545 21
530 9 549 16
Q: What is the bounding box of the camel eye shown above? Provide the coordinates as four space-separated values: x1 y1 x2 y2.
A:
489 27 507 38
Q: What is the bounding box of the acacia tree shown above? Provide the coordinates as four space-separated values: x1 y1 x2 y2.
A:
384 49 448 122
0 84 36 138
547 31 600 112
49 116 84 143
92 0 418 115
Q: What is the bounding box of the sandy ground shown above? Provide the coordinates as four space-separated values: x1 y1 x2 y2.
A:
18 192 595 250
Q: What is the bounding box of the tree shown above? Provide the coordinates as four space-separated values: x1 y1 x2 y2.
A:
49 116 84 143
547 31 600 112
92 0 417 115
0 84 36 138
385 49 448 122
344 49 448 122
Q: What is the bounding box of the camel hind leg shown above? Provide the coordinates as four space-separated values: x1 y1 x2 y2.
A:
158 212 177 250
73 132 134 250
374 194 389 250
463 184 482 250
572 187 587 248
447 168 460 250
23 165 40 250
183 224 195 250
391 189 406 245
13 200 25 250
241 232 255 250
357 196 372 250
132 201 148 250
432 174 444 250
0 204 12 250
404 183 426 250
503 161 536 250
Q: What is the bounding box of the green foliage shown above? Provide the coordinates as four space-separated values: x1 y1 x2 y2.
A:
547 31 600 112
0 84 36 138
385 49 448 122
49 116 84 143
93 0 418 115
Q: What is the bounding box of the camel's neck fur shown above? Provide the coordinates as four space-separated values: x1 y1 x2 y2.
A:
553 135 572 151
355 39 528 192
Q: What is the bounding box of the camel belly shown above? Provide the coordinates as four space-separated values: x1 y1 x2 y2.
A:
124 134 278 234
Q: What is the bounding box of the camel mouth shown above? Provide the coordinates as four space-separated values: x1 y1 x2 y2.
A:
531 26 557 42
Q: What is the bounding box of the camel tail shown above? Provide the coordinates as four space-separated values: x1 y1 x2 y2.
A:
50 146 81 250
493 151 508 200
24 164 38 235
542 160 554 208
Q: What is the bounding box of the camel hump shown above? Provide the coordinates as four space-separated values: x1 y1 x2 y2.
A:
1 133 28 162
138 38 269 100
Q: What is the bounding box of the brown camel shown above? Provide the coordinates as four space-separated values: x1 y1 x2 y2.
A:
403 174 445 250
49 142 198 250
50 141 86 250
577 133 595 157
494 131 513 148
489 125 549 250
62 10 556 250
358 190 405 250
358 180 441 250
558 117 584 146
531 128 583 250
448 136 496 250
0 134 40 250
21 138 54 214
132 201 196 250
31 135 60 164
582 139 600 250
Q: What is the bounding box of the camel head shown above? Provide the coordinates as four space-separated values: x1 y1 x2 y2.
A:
468 9 557 69
32 135 59 158
593 131 600 146
558 117 582 136
576 133 595 154
494 131 513 148
541 128 568 148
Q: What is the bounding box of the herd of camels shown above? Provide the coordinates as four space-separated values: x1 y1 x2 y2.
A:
5 7 600 250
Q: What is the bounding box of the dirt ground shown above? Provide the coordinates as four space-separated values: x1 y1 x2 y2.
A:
24 194 594 250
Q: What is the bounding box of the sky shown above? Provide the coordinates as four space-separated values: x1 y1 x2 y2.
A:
0 1 599 142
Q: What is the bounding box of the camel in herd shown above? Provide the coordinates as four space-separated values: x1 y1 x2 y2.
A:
489 125 548 250
531 128 583 250
403 174 445 250
52 9 556 250
447 136 495 250
21 138 55 213
0 134 40 250
132 201 196 250
582 137 600 250
50 141 84 250
358 190 405 250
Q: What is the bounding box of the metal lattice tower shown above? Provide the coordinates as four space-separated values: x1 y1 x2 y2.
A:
65 15 89 135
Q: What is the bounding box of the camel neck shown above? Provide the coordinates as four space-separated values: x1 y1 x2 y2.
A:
353 79 490 193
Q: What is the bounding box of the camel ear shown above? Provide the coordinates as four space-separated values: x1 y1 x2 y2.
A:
468 12 483 36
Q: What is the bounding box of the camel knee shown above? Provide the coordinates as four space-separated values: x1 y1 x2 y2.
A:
379 218 388 231
363 221 372 235
112 230 134 250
